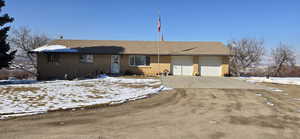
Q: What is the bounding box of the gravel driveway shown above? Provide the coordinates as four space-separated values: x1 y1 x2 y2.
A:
161 76 267 89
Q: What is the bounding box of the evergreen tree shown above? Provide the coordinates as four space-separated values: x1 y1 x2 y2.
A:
0 0 15 69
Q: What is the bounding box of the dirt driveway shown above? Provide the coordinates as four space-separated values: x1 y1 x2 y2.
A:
1 83 300 139
161 76 266 89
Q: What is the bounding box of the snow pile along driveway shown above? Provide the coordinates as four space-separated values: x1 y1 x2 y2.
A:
0 76 171 119
239 77 300 86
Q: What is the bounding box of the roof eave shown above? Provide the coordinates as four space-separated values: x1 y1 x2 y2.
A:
30 51 231 56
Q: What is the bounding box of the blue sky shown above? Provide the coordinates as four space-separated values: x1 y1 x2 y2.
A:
4 0 300 53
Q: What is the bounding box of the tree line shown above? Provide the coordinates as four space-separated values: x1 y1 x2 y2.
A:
228 38 296 77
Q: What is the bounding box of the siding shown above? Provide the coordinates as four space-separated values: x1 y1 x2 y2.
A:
37 53 110 80
120 55 171 76
37 53 229 80
193 56 199 75
221 56 229 76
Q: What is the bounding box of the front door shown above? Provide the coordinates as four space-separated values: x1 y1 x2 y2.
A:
111 55 120 73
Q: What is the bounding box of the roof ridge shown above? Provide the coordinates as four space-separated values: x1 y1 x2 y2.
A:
51 39 223 43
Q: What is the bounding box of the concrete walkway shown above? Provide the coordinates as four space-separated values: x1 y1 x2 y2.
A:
161 76 267 89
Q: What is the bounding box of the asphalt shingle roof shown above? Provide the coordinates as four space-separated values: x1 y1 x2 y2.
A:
43 39 231 55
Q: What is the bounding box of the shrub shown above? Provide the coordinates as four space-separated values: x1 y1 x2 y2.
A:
124 70 134 75
0 69 34 80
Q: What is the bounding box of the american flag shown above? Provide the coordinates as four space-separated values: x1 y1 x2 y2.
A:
157 16 161 32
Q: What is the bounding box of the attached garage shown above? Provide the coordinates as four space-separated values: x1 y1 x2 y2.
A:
199 56 222 76
172 56 194 76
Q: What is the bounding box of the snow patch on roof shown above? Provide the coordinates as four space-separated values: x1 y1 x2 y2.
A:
32 45 78 53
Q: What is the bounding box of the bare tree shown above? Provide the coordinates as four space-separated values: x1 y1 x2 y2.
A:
228 38 265 76
271 43 296 76
9 27 50 74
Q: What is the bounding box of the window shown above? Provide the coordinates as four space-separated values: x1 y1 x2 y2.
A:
129 55 150 66
47 54 60 63
80 54 94 63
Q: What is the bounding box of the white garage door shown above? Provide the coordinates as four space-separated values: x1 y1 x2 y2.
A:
199 56 222 76
172 56 193 76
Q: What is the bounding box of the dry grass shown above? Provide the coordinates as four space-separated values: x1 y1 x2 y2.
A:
12 87 40 92
118 83 161 89
71 99 84 103
120 75 159 79
75 83 95 88
118 83 148 88
90 89 106 95
86 95 103 99
0 69 34 80
0 87 40 95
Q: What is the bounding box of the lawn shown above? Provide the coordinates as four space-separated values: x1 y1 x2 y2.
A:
0 75 170 119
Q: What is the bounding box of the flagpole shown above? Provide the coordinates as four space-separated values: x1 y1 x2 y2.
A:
158 30 160 76
157 10 161 76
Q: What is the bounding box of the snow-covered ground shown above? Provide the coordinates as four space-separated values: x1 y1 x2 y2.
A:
0 75 171 119
238 77 300 86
